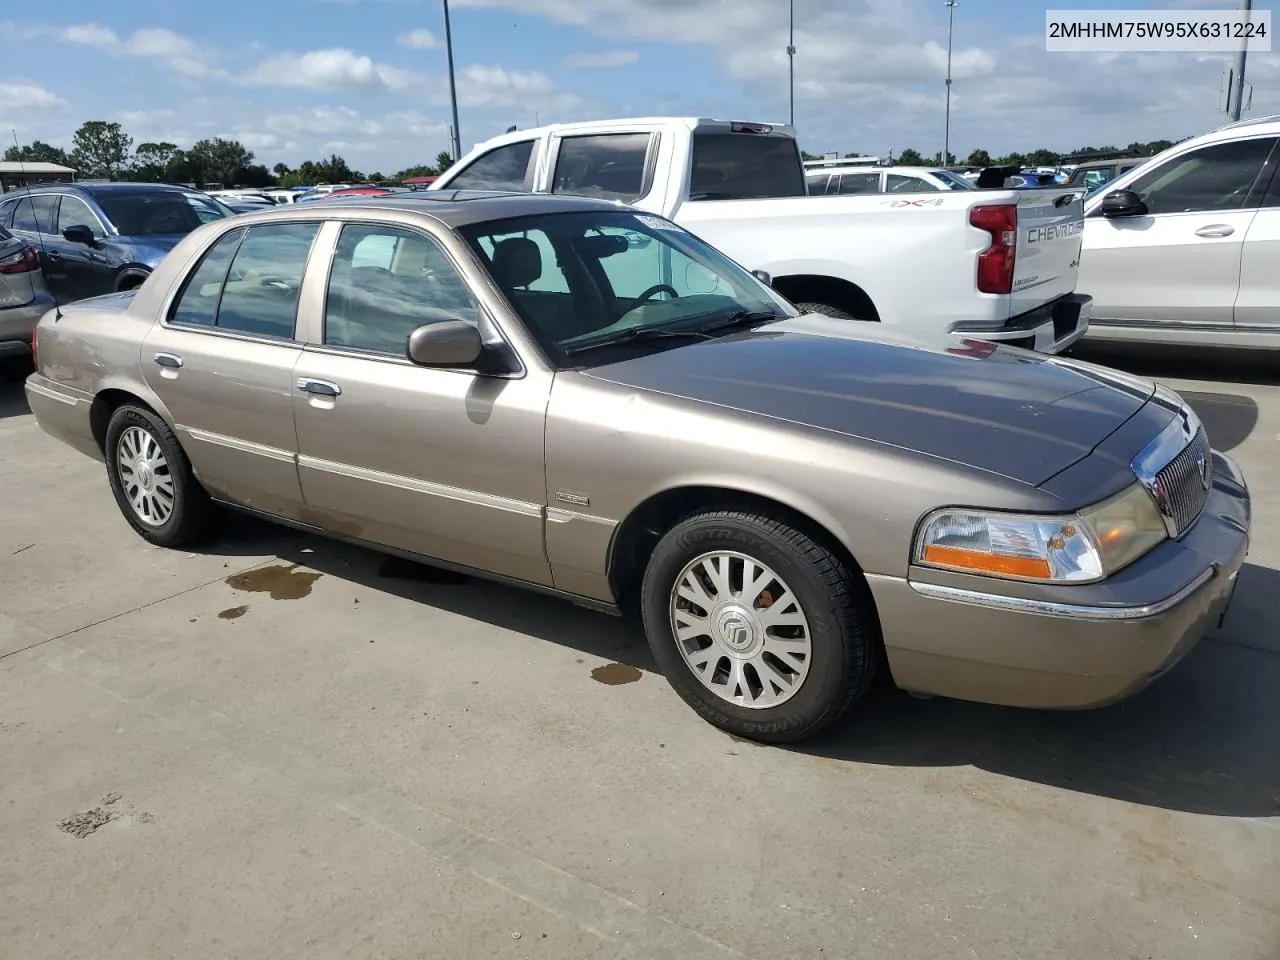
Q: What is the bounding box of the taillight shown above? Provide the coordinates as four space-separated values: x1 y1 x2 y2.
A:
31 324 37 369
970 204 1017 295
0 245 40 275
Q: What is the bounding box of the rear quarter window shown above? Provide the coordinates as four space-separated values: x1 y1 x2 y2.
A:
690 133 806 200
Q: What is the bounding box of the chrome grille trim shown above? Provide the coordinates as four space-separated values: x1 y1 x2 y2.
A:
1131 405 1212 539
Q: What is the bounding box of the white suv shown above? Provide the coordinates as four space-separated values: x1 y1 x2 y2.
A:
1079 115 1280 348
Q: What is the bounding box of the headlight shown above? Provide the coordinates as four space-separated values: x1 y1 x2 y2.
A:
915 483 1167 584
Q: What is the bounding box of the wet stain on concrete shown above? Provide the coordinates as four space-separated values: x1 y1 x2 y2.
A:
591 662 642 685
218 605 249 620
378 555 469 584
57 793 122 839
226 564 321 600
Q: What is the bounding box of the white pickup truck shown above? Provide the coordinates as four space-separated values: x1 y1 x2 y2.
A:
430 117 1092 353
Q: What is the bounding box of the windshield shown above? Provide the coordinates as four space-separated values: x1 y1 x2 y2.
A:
460 209 795 366
97 192 233 235
931 170 976 190
689 132 806 200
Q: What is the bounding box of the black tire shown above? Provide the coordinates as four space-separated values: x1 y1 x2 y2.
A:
0 355 34 381
640 510 877 743
794 301 864 322
104 404 214 547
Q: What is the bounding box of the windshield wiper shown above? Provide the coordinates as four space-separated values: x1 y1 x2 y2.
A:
563 327 713 357
698 309 783 335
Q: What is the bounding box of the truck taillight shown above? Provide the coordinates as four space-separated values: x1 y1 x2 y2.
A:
0 245 39 275
970 204 1017 295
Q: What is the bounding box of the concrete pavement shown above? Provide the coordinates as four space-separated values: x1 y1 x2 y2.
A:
1 345 1278 959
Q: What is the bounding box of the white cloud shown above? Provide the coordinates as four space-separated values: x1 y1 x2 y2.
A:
564 50 639 68
249 48 423 92
0 82 64 109
57 22 219 79
454 64 579 110
397 28 442 49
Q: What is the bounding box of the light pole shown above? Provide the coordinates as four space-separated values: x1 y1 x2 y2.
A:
787 0 797 127
442 0 462 162
944 0 956 166
1229 0 1252 122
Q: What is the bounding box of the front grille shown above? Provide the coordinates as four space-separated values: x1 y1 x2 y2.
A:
1154 428 1212 537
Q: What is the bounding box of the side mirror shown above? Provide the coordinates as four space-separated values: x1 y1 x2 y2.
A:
407 320 484 368
62 224 95 244
751 269 773 287
1099 189 1148 218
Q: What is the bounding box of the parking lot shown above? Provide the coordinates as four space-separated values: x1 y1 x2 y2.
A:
1 343 1278 959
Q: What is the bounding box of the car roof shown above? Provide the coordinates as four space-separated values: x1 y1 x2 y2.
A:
226 190 631 228
23 181 199 196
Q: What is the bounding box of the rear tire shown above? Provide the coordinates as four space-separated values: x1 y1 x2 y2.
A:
795 301 864 322
104 404 214 547
640 510 877 743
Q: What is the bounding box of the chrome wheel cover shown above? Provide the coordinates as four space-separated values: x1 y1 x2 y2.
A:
669 550 813 709
116 425 175 527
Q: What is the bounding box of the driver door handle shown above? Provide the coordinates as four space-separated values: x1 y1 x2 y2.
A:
153 352 183 369
296 377 341 398
1195 224 1235 238
46 250 62 262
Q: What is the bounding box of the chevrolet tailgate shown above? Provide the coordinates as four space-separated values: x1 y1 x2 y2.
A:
1009 189 1086 320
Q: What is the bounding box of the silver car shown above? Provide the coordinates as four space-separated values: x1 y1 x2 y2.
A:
0 223 55 376
24 193 1251 742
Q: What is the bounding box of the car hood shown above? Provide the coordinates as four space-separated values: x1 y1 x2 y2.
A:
581 314 1155 487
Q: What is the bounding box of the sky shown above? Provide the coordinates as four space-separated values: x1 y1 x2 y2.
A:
0 0 1276 174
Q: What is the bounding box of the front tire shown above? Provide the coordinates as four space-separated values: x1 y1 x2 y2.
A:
104 404 213 547
640 510 877 743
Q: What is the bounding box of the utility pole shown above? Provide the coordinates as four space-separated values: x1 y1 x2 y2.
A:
787 0 797 127
944 0 957 165
1229 0 1252 122
442 0 462 161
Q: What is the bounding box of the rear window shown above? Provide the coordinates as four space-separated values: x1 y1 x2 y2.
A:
689 133 805 201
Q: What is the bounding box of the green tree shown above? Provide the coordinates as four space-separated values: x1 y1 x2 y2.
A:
272 162 292 178
965 148 991 167
188 137 254 187
895 147 924 166
132 142 179 181
3 140 71 166
1027 148 1060 166
435 150 455 173
392 163 439 180
930 151 957 166
69 121 133 179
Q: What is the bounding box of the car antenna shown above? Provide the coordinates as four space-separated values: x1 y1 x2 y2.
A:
10 128 62 320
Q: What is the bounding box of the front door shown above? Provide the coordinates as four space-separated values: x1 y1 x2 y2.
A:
49 194 113 302
1080 136 1277 326
142 221 319 518
291 220 553 586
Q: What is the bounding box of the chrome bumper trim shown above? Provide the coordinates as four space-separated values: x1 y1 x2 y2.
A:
24 378 80 406
908 567 1216 621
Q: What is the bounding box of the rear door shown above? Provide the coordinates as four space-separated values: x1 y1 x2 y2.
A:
142 222 316 518
1080 136 1277 326
7 195 64 298
1234 152 1280 329
1009 189 1085 318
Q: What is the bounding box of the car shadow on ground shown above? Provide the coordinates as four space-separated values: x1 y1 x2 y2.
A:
798 560 1280 819
218 512 1279 819
0 376 31 420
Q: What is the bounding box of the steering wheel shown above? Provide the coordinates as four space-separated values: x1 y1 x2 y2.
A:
635 283 679 303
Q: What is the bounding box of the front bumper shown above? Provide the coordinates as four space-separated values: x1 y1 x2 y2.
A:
867 450 1250 709
953 293 1091 355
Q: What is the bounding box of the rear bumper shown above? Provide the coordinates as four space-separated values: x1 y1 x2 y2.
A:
0 291 53 355
24 373 102 462
868 451 1250 709
954 293 1091 355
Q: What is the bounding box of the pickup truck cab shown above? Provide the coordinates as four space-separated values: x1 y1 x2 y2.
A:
432 117 1092 353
